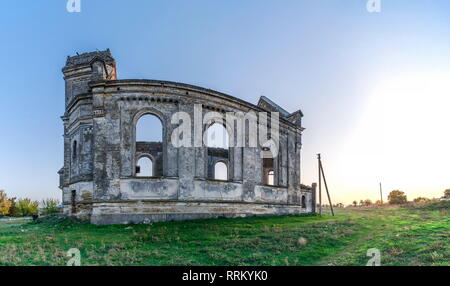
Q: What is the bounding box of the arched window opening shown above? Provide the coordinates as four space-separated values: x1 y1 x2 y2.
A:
207 123 230 181
214 161 228 181
267 170 275 186
136 157 153 177
206 123 229 148
72 140 78 160
263 147 275 185
135 114 163 177
71 190 77 214
301 195 306 209
136 114 162 142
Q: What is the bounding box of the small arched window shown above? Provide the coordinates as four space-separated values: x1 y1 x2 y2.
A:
267 170 275 186
72 140 78 160
301 195 306 208
214 161 228 181
136 157 153 177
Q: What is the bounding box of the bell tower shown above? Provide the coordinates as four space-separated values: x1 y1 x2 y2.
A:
62 49 116 107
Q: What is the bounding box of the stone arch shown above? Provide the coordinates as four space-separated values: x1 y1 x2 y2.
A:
205 120 232 181
203 115 234 148
136 155 154 177
301 195 306 208
136 114 163 142
133 110 165 177
205 122 230 148
267 170 275 186
132 108 165 138
262 147 275 185
214 160 228 181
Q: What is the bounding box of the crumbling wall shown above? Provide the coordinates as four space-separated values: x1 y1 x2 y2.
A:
59 50 316 225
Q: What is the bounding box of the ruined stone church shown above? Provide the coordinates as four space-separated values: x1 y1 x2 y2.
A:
59 50 316 224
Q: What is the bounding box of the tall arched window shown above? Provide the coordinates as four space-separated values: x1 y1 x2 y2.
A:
135 114 163 177
262 147 275 185
206 123 229 148
301 195 306 208
72 140 78 160
136 114 162 142
214 161 228 181
136 157 153 177
71 190 76 214
206 123 230 181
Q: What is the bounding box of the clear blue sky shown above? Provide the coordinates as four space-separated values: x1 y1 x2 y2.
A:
0 0 449 203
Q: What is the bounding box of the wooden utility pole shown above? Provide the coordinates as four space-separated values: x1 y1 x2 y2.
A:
379 182 383 204
318 154 322 215
317 154 334 216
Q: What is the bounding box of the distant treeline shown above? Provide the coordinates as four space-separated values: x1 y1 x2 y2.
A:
0 190 60 217
332 189 450 208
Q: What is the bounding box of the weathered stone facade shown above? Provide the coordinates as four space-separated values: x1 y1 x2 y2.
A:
59 50 316 225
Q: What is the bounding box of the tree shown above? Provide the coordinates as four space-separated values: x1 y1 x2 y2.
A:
413 197 430 203
388 190 408 205
352 201 358 207
375 200 383 205
364 199 372 206
41 198 60 215
445 189 450 199
16 198 39 216
8 198 17 216
0 190 12 215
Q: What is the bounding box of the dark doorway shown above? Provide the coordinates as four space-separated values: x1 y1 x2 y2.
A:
71 190 77 214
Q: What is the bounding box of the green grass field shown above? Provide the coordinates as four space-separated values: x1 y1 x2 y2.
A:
0 201 448 266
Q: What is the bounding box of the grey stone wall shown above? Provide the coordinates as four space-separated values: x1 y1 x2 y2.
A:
59 50 316 224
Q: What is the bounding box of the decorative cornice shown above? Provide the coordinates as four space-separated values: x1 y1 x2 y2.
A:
89 79 304 131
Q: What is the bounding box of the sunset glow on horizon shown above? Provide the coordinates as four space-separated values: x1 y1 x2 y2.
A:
302 70 450 204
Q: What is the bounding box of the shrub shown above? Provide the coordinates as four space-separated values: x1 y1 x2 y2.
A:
444 189 450 199
364 199 372 206
41 198 60 215
410 200 450 211
16 198 39 216
413 197 430 203
388 190 408 205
